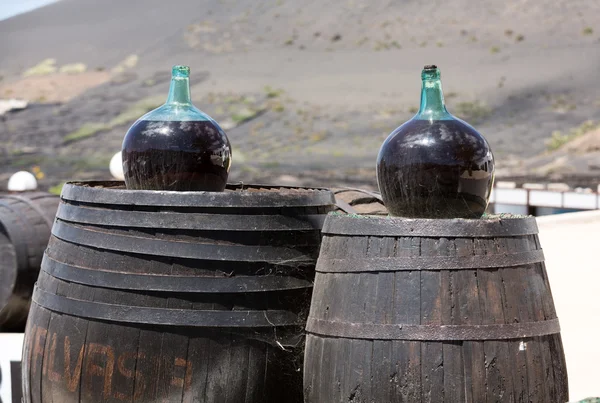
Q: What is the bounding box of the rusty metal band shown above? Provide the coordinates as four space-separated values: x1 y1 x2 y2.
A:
42 254 313 293
0 203 32 270
335 199 357 214
61 181 335 208
0 234 17 308
333 188 384 202
1 194 55 227
56 202 326 231
52 219 314 264
33 286 300 327
316 249 545 272
306 317 561 340
323 214 539 237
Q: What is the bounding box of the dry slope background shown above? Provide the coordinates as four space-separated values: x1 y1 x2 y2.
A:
0 0 599 190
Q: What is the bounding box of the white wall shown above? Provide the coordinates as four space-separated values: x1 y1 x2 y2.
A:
537 211 600 402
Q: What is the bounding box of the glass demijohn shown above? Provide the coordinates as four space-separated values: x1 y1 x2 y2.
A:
376 65 495 218
122 65 232 191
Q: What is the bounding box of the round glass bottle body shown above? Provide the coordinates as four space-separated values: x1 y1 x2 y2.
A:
376 66 494 218
122 66 231 191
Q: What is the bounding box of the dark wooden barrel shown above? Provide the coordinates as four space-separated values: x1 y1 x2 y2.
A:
304 214 568 403
0 192 59 331
22 181 334 403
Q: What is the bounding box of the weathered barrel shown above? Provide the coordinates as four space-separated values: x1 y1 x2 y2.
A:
22 181 334 403
304 214 568 403
0 192 59 330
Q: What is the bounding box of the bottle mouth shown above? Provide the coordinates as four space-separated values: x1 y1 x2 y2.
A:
172 65 190 78
421 64 440 80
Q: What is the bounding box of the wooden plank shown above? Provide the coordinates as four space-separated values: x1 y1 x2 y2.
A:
132 292 167 402
443 237 475 403
304 335 323 403
345 339 372 402
419 237 443 403
41 279 76 403
468 238 491 403
204 334 231 401
316 336 337 402
524 262 554 403
369 236 395 402
478 237 512 403
548 334 569 402
29 271 58 403
182 333 211 403
533 232 567 400
372 340 393 403
40 276 61 403
497 236 524 403
328 336 344 403
79 286 140 403
156 297 193 402
388 236 421 402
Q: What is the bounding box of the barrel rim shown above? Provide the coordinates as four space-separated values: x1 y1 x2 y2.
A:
61 181 336 207
56 202 327 231
322 213 539 237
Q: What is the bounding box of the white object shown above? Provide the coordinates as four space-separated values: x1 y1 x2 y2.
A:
7 171 37 191
522 183 546 190
495 181 517 189
109 152 125 180
0 99 28 116
0 333 24 402
537 210 600 400
493 188 528 205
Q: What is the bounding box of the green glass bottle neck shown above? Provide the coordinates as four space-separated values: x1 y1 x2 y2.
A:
139 65 212 122
166 66 192 105
166 78 192 105
416 68 451 120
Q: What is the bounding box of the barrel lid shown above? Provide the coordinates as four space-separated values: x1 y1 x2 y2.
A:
60 181 335 208
0 232 17 310
322 213 539 237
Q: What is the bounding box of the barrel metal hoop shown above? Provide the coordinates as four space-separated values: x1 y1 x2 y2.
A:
333 187 384 202
0 236 18 307
0 203 33 270
334 199 357 214
42 254 313 293
322 215 539 237
52 220 314 264
33 286 301 327
1 195 55 227
316 250 545 272
61 181 336 208
56 202 326 231
306 317 561 340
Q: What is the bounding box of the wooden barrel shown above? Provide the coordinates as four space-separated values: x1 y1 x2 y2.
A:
22 181 334 403
0 192 59 331
304 214 568 403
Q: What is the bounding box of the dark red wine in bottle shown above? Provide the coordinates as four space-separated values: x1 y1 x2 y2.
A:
376 65 495 218
122 66 231 191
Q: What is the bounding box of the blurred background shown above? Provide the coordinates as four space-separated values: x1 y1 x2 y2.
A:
0 0 599 203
